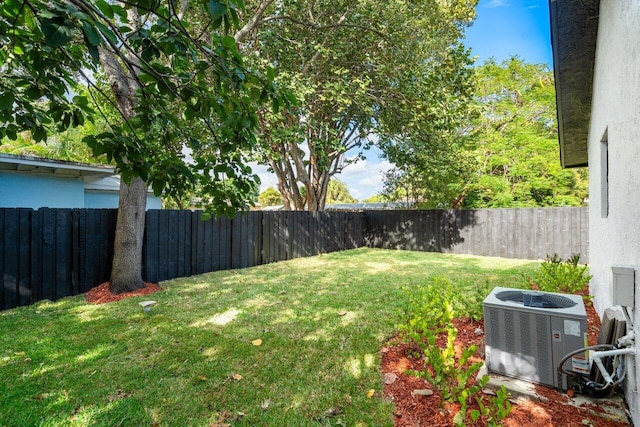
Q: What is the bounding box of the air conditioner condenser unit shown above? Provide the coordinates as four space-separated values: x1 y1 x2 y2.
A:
483 287 588 390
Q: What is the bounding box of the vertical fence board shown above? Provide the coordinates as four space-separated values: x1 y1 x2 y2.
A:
70 210 79 296
166 210 178 280
232 215 241 269
156 210 169 281
3 209 18 309
202 216 213 273
191 212 200 274
55 209 70 300
77 210 87 293
30 209 43 302
18 209 31 306
252 212 262 266
145 210 160 283
239 214 247 268
84 210 97 287
260 212 269 264
220 217 231 271
40 209 56 301
100 210 114 285
177 211 188 277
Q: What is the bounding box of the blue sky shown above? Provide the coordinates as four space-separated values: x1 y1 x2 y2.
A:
466 0 552 66
256 0 554 202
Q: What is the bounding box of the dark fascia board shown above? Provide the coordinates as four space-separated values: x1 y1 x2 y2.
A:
0 153 114 177
549 0 599 168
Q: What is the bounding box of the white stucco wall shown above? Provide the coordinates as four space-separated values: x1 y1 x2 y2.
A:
588 1 640 423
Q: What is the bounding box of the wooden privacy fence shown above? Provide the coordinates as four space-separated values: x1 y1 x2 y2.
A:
0 207 587 311
363 207 588 261
0 209 363 310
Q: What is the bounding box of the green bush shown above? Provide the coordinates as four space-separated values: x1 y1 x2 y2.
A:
399 277 513 426
532 253 592 294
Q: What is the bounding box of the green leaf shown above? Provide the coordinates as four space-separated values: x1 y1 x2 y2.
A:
452 410 465 426
266 66 275 82
94 21 117 45
32 125 47 142
233 0 245 11
37 10 57 19
152 179 165 197
209 0 227 20
221 36 235 49
12 43 25 55
210 17 223 30
41 18 75 47
82 22 101 46
183 106 196 121
94 0 114 19
0 93 15 111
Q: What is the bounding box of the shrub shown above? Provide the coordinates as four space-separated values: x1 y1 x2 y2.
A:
532 253 592 294
399 277 513 425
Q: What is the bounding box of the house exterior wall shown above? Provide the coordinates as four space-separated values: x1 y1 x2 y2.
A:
0 172 85 208
83 190 162 209
83 190 121 208
588 1 640 423
0 171 162 210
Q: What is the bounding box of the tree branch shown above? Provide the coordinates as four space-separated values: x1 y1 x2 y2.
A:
234 0 275 43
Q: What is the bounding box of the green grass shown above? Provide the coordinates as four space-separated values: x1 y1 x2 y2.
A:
0 249 539 426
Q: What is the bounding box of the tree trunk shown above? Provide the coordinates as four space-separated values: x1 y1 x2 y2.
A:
98 7 149 294
110 177 147 293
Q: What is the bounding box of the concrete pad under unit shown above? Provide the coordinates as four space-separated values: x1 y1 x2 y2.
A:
477 365 630 424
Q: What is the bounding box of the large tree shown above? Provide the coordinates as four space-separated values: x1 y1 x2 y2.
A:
1 0 276 292
463 58 588 208
381 58 589 208
233 0 477 210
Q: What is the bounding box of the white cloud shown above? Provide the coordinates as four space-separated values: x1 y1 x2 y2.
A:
338 156 393 201
486 0 508 8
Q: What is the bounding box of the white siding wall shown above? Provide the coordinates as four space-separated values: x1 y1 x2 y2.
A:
589 1 640 423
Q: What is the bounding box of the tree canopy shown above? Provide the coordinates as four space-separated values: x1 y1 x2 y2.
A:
236 0 477 210
381 58 588 208
1 0 282 293
462 58 588 208
258 186 282 207
1 0 279 216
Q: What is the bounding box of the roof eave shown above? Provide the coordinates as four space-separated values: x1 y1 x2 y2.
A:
549 0 599 168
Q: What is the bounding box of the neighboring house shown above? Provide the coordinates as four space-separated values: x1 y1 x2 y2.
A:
0 153 162 210
550 0 639 424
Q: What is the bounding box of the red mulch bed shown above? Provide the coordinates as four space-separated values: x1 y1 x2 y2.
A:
382 290 631 426
85 282 162 304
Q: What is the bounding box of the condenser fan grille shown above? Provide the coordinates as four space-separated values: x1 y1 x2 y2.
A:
495 290 577 309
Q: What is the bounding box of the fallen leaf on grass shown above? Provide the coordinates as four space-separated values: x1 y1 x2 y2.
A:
410 389 434 397
198 375 208 381
232 373 243 381
366 389 375 398
261 399 271 410
251 339 263 346
208 410 231 427
337 310 348 316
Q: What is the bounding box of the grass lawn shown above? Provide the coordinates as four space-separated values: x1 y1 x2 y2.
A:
0 248 539 426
